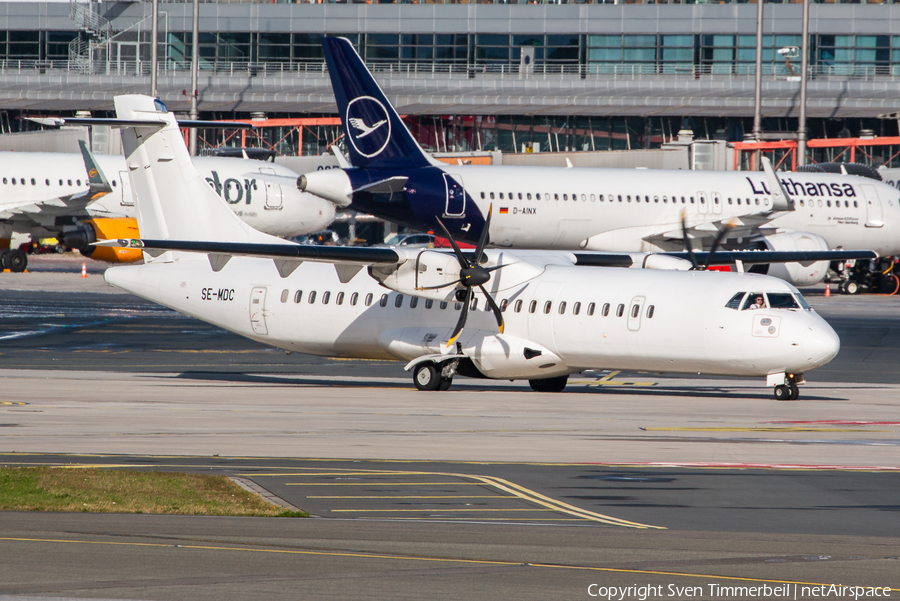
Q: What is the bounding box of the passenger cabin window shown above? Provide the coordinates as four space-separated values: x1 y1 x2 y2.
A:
558 301 566 315
587 302 595 316
380 294 389 307
350 292 358 306
440 301 448 310
322 291 331 304
499 299 508 312
573 302 581 315
543 301 552 314
294 290 303 303
410 297 418 309
647 305 655 318
725 292 745 310
281 289 289 303
616 304 625 317
308 291 317 304
631 304 640 318
768 293 800 309
529 300 537 314
365 293 374 306
742 293 767 310
425 299 433 309
336 292 344 305
471 298 478 311
394 294 403 308
515 299 523 313
601 303 610 317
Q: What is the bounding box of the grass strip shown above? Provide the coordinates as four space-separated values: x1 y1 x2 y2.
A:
0 467 307 517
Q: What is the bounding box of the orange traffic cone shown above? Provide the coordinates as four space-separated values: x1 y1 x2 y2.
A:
824 283 831 297
81 262 87 278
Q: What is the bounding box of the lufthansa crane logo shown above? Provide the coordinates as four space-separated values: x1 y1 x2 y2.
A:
345 96 391 158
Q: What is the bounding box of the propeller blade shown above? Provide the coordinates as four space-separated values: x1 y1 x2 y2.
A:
704 221 736 270
473 204 492 264
434 216 471 269
479 285 505 334
680 211 699 270
446 288 472 348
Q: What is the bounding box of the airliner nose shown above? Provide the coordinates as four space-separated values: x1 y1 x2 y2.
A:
802 323 840 367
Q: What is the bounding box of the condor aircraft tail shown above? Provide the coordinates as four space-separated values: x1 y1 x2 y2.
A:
323 37 434 170
112 95 286 247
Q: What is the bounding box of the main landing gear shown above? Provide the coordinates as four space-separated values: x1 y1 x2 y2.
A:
413 362 454 391
772 373 802 401
528 375 569 393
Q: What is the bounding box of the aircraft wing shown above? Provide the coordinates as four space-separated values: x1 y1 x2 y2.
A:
572 249 876 268
95 238 403 280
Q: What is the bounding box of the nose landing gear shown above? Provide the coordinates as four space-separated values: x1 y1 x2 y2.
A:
772 373 802 401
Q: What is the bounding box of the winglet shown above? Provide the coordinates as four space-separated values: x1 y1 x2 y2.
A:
78 140 113 200
761 157 795 212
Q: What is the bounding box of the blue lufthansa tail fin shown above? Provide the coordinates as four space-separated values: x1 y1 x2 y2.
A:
323 37 432 170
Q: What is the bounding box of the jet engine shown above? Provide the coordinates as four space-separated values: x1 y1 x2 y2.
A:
748 231 831 287
60 218 144 263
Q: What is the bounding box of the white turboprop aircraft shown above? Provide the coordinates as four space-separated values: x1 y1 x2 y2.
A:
0 138 335 272
298 37 900 289
98 94 851 400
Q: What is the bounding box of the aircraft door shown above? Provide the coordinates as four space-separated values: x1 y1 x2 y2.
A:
260 168 283 209
862 184 884 228
711 192 722 215
443 173 466 217
249 287 269 335
118 171 135 206
697 191 708 215
627 295 646 332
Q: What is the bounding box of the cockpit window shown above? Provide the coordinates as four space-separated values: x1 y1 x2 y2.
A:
742 293 767 310
725 292 746 310
795 293 811 310
153 99 168 113
768 293 799 309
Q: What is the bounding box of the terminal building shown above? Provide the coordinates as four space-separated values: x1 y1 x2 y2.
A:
0 0 898 161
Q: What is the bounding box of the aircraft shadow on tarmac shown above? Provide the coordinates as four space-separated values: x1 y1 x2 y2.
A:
164 371 845 401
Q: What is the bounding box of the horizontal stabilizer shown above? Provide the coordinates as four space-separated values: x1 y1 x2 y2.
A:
30 117 254 130
356 176 408 194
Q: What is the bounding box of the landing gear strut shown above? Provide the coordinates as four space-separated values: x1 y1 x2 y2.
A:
773 374 801 401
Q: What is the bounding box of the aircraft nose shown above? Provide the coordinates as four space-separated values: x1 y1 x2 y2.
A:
802 323 840 367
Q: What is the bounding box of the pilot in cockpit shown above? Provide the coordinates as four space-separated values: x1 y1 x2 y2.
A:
746 294 767 310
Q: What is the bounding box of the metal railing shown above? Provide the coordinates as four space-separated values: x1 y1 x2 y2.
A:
149 0 900 5
2 58 900 81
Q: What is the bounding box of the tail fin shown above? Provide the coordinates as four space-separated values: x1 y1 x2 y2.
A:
114 95 282 245
322 37 433 170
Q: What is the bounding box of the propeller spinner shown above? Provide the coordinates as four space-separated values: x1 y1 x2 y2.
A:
431 206 505 348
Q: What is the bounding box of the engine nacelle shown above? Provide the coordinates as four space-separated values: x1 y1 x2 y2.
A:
368 250 460 302
751 231 831 287
60 218 143 263
297 169 353 207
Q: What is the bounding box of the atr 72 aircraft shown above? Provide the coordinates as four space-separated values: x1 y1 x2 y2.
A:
98 94 854 400
298 37 900 288
0 139 335 272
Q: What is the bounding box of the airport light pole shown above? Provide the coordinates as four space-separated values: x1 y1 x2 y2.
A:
150 0 158 98
188 0 199 156
752 0 764 146
797 0 810 167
